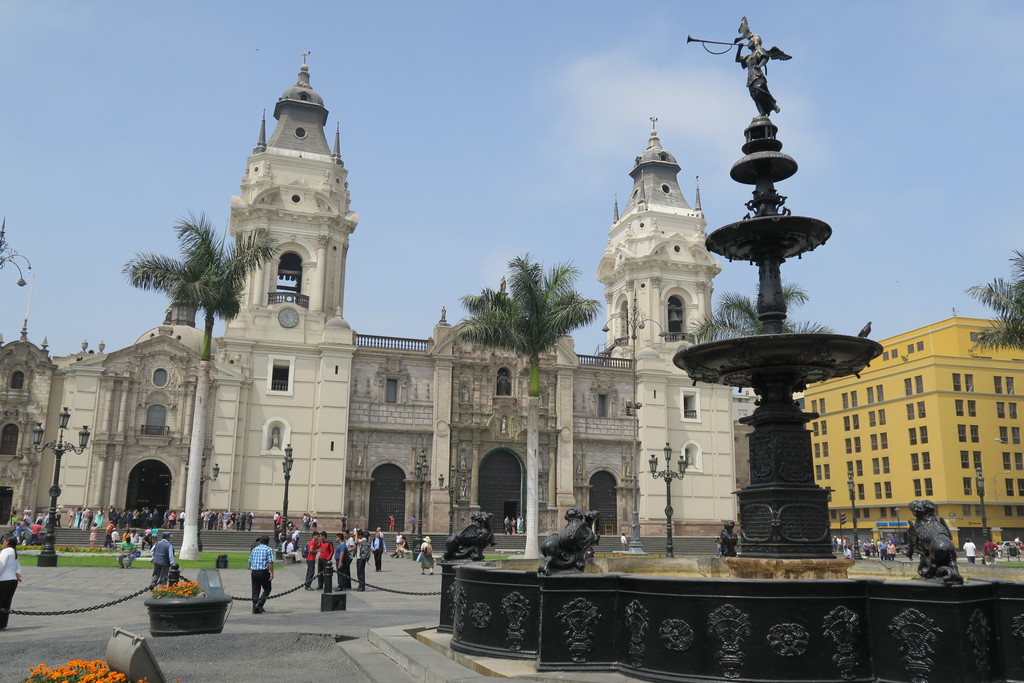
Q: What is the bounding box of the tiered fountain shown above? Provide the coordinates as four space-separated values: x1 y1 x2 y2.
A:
436 23 1024 682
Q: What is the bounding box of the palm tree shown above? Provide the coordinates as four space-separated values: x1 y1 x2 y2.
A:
692 283 835 342
124 213 275 560
966 250 1024 351
456 255 600 558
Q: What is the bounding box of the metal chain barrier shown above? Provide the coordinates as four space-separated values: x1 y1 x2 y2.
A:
1 585 151 616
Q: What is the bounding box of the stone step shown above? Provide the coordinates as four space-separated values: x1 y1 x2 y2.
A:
338 636 420 682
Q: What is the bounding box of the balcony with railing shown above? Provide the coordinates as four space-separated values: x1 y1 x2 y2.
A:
270 380 290 392
140 425 169 436
355 335 428 352
683 409 698 420
662 332 694 343
577 354 633 369
268 292 309 308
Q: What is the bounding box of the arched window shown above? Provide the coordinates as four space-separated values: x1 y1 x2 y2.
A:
9 371 24 390
277 253 303 294
667 295 684 334
684 442 702 471
0 424 18 455
619 301 629 339
496 368 512 396
143 405 167 435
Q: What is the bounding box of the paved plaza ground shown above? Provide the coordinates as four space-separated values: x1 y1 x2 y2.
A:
0 554 443 683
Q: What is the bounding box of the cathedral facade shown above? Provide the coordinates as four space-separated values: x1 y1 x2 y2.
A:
0 66 736 538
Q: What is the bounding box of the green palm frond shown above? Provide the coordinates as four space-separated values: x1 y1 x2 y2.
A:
692 282 834 342
967 250 1024 351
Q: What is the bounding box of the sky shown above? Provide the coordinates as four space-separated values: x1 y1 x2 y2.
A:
1 2 1021 358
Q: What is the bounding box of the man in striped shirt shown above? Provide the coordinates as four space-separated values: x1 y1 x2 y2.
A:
248 535 274 614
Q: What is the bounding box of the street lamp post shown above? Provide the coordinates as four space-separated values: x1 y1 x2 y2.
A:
31 407 90 567
649 443 690 558
281 445 294 536
438 465 458 536
415 449 429 549
976 465 989 542
194 455 219 552
604 291 648 554
847 473 862 560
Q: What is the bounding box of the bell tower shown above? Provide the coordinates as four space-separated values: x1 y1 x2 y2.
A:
596 123 720 349
227 63 359 338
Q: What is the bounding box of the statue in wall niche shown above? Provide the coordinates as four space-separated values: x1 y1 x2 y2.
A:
905 499 963 585
538 507 601 576
459 477 470 500
500 416 508 434
719 520 738 557
442 511 495 562
271 427 281 449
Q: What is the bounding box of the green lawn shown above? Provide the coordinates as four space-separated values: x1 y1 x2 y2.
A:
27 552 252 569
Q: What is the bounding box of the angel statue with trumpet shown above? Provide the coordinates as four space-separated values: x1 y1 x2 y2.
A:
688 17 791 117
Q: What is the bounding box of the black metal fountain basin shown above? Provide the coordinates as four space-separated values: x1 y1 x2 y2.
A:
674 333 882 390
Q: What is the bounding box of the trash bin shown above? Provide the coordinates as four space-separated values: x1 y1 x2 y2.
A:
215 554 228 569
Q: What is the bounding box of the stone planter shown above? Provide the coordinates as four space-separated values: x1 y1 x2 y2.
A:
144 595 232 637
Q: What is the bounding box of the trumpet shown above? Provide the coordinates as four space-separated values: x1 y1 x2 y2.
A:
686 36 744 47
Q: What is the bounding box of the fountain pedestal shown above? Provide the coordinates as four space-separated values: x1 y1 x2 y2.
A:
726 556 853 580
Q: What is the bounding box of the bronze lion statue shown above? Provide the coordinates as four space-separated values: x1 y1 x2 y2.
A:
538 507 600 576
905 499 963 585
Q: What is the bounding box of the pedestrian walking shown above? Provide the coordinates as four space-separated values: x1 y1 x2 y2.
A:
420 536 435 575
0 536 24 630
248 535 274 613
963 538 978 564
371 528 387 571
149 532 174 588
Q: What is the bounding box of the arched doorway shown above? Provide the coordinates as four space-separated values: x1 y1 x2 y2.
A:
125 460 172 514
368 464 406 532
479 450 524 522
589 471 618 535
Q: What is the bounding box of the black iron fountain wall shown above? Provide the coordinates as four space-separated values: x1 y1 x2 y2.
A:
673 115 881 558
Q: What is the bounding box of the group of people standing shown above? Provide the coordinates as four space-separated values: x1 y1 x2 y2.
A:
502 515 524 535
200 509 255 531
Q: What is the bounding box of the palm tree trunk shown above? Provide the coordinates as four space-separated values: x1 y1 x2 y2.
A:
524 395 540 559
179 318 214 561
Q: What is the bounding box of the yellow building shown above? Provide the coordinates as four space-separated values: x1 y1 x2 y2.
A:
805 316 1024 545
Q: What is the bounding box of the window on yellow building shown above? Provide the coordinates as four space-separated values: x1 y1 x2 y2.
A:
997 402 1006 418
961 450 970 468
1018 479 1024 497
852 415 860 429
868 411 876 427
904 378 913 396
966 374 975 392
1008 377 1015 395
878 409 886 425
956 399 965 417
842 393 849 409
824 463 830 478
958 425 968 443
913 479 922 497
917 401 926 418
874 482 882 499
1010 403 1018 419
919 426 928 444
1006 480 1014 497
922 452 931 469
821 420 828 435
974 451 982 468
882 457 890 474
963 478 973 496
877 384 885 401
967 400 977 417
907 404 916 420
1003 452 1012 470
870 435 878 451
1016 453 1023 470
845 438 852 454
1000 426 1009 442
851 391 859 408
996 376 1003 394
813 422 819 436
1013 427 1021 445
884 481 892 498
908 428 917 445
924 478 933 496
854 438 862 453
816 465 822 479
843 416 850 431
917 341 924 352
953 373 962 392
970 425 980 443
872 457 880 474
915 376 924 394
867 387 874 404
911 453 920 471
858 483 865 500
822 442 830 457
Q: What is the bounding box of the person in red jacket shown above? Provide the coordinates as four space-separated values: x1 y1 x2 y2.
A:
316 531 335 590
303 533 321 590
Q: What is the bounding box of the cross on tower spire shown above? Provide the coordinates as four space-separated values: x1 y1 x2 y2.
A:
650 116 658 130
300 50 311 64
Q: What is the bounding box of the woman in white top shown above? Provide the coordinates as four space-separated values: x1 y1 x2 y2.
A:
0 536 24 630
